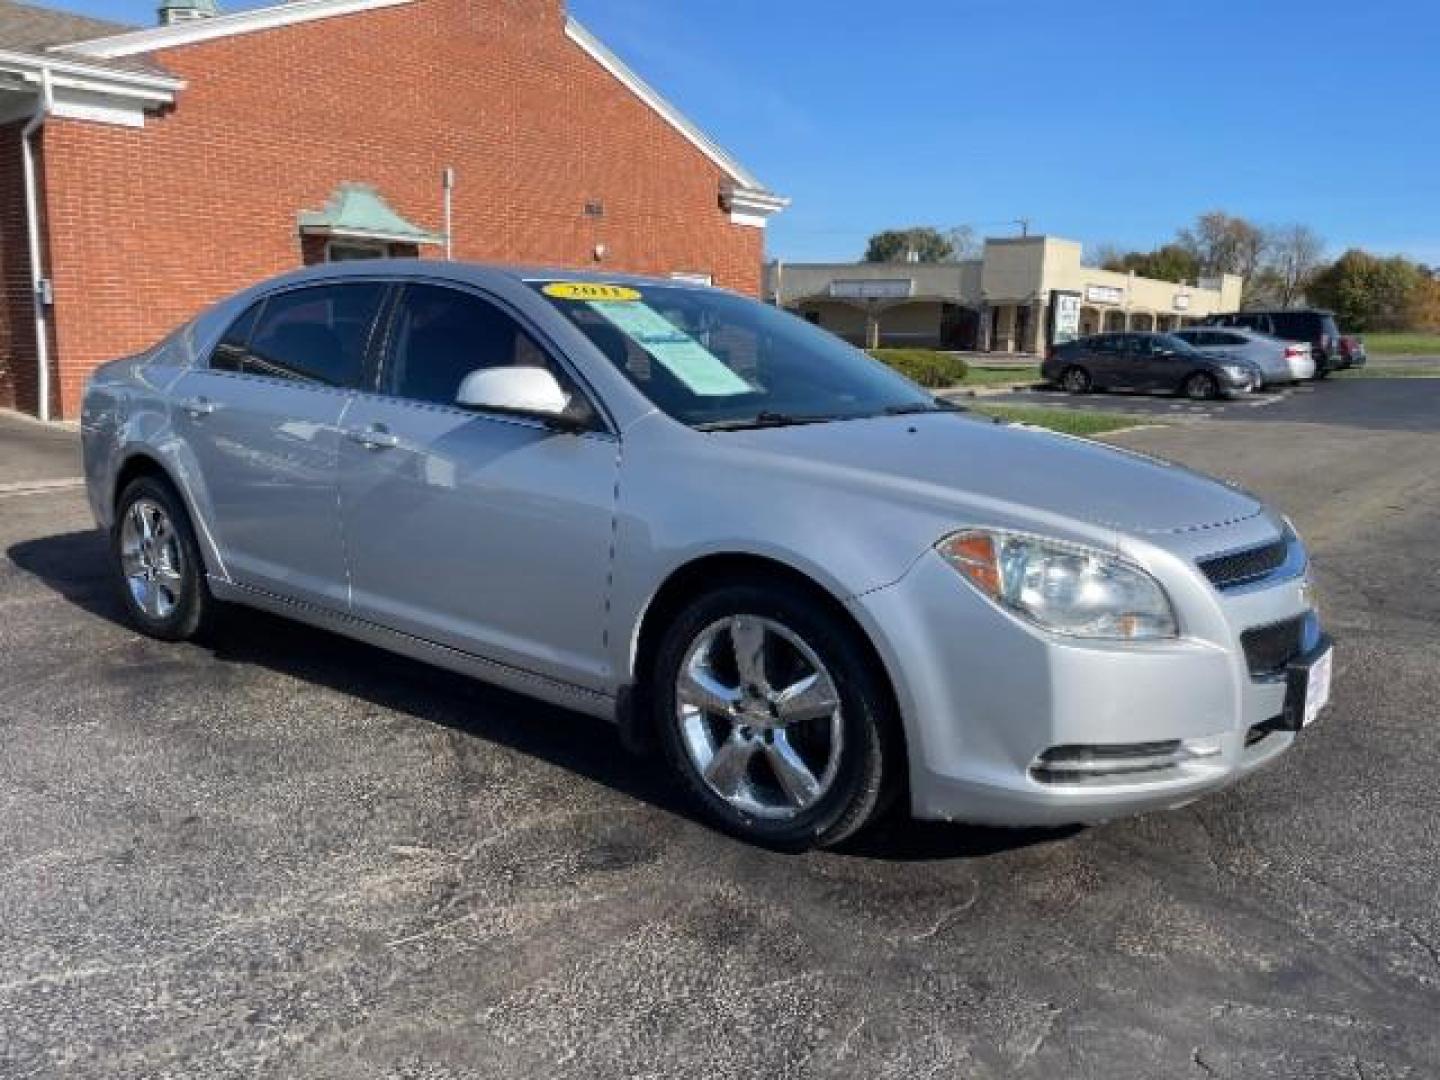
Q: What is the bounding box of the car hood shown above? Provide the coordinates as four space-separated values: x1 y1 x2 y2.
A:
717 412 1265 537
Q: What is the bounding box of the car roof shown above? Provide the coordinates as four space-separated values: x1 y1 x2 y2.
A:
249 259 727 294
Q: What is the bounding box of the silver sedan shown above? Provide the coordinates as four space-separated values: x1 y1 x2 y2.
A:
81 262 1333 849
1173 326 1316 385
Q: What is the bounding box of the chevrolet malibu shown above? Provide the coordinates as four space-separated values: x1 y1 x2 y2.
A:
81 263 1333 850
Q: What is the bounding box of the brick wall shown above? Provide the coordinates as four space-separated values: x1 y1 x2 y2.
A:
35 0 767 417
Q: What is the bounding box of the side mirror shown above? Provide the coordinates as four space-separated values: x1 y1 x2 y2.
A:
455 367 591 431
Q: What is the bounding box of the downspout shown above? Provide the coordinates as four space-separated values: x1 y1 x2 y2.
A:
21 68 54 421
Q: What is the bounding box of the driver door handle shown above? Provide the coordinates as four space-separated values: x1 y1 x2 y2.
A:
344 425 400 450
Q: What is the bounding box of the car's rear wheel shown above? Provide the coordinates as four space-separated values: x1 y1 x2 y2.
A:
1060 366 1092 394
113 476 214 642
1183 372 1219 400
652 582 899 850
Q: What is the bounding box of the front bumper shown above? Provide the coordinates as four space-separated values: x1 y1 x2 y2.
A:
1219 369 1258 397
848 539 1319 826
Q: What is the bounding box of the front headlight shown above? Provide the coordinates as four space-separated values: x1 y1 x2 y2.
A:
1222 363 1252 380
936 529 1178 640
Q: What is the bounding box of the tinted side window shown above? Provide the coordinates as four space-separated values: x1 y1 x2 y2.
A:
210 301 263 373
1132 335 1166 357
1089 335 1121 354
1220 332 1248 345
232 283 385 387
385 284 572 407
1269 313 1310 339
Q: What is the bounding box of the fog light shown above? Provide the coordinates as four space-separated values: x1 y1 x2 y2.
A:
1031 741 1189 782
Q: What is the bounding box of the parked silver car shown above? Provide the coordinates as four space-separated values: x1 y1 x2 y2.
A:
1173 326 1316 385
81 263 1333 849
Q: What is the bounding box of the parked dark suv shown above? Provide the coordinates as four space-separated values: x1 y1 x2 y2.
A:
1204 309 1356 376
1043 331 1259 399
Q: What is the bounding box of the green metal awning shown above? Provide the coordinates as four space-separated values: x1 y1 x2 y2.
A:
297 183 442 246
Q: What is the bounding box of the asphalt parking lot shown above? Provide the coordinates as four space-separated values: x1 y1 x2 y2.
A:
2 381 1438 1079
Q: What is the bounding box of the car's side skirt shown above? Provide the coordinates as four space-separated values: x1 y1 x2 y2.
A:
208 578 619 722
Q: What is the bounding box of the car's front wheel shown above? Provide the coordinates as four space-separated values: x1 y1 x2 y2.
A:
1183 372 1219 400
113 475 215 642
653 582 899 850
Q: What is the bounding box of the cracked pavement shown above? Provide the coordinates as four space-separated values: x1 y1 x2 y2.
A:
0 379 1437 1078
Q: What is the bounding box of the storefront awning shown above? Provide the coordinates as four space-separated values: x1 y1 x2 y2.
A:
297 183 442 246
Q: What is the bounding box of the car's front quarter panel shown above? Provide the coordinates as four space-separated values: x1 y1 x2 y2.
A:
605 412 1130 690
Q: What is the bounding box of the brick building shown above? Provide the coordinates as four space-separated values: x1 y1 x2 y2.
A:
0 0 788 418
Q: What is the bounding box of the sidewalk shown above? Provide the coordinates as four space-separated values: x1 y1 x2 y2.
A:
0 409 83 488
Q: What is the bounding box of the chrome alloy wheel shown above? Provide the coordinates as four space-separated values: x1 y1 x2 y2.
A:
119 498 185 620
676 615 844 820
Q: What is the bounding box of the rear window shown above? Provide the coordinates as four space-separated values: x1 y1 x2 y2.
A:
1270 313 1318 340
211 283 386 387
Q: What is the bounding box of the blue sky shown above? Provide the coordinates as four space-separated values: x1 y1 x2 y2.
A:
48 0 1440 265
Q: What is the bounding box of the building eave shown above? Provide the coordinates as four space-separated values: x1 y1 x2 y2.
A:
0 48 183 100
54 0 413 59
721 183 791 229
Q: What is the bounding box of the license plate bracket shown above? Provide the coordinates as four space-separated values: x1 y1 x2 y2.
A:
1280 635 1334 732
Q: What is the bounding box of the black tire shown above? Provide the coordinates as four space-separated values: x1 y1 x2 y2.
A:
1183 372 1219 400
1313 363 1331 380
652 581 900 851
112 475 215 642
1060 366 1092 394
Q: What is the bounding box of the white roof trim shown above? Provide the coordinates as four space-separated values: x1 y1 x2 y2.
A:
0 48 183 98
300 224 442 246
55 0 413 59
722 183 790 228
564 16 771 195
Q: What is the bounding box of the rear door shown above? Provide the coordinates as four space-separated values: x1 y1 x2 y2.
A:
337 282 620 691
170 281 387 609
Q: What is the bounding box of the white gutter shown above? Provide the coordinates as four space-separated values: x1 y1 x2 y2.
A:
21 68 53 422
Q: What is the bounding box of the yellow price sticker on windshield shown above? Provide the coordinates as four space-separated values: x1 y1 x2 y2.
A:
542 282 642 302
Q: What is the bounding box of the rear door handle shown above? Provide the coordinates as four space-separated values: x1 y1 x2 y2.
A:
178 396 219 417
345 425 400 450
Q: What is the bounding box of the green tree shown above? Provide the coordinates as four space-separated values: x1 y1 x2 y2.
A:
1307 250 1427 331
863 227 955 264
1101 244 1201 284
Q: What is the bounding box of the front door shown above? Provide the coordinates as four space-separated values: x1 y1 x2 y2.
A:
170 280 387 609
338 283 619 691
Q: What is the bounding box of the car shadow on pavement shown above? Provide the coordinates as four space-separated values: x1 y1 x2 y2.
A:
9 527 1067 864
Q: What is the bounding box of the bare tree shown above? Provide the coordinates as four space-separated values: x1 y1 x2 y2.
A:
945 225 980 261
1085 242 1130 269
1265 224 1326 308
1177 211 1269 281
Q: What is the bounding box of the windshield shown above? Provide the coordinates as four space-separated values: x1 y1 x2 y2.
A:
529 281 940 429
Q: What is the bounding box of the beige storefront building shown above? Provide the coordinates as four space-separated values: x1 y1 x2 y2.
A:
765 235 1243 353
